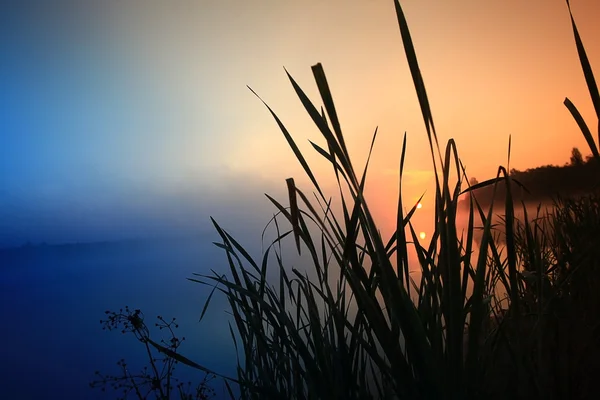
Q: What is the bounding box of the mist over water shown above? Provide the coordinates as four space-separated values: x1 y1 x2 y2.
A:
0 178 325 399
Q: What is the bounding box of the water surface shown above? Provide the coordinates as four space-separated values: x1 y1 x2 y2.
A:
1 236 240 399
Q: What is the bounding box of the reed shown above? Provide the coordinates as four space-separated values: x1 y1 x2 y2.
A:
99 0 600 398
187 1 600 398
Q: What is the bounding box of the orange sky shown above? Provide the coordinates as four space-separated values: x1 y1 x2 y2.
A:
162 0 597 233
107 0 600 236
115 0 599 187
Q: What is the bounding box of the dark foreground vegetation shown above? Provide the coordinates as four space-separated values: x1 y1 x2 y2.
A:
94 0 600 398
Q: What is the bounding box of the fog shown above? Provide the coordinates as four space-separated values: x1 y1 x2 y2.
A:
0 173 293 248
0 176 305 399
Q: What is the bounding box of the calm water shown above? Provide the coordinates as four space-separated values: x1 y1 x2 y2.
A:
0 236 241 399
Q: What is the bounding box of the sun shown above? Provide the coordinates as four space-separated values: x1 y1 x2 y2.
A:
419 232 426 240
417 202 422 209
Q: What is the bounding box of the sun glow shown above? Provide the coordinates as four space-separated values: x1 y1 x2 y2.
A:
417 203 422 209
419 232 426 240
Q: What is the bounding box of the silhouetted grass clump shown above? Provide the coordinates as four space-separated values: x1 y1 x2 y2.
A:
95 0 600 399
474 192 600 399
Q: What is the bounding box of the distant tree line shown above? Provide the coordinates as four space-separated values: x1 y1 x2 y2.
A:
461 147 600 209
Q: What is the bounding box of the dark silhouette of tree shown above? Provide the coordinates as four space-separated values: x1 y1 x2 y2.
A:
469 177 479 186
570 147 584 166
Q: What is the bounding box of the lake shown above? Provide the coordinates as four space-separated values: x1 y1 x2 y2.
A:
0 235 243 399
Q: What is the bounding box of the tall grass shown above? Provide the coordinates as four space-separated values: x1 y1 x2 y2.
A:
169 0 600 399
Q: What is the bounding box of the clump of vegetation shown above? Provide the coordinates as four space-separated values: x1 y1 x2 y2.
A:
95 0 600 399
479 191 600 399
550 194 600 313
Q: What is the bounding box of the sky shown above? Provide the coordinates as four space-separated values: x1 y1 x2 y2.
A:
1 0 599 246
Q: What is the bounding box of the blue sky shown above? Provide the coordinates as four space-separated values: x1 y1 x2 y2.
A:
0 2 260 246
1 0 599 247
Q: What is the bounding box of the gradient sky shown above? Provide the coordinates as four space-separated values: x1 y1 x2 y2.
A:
1 0 599 246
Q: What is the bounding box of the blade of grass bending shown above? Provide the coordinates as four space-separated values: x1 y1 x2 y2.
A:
564 97 600 157
285 69 356 187
310 64 364 195
393 0 441 166
248 85 324 198
312 63 350 159
460 175 529 195
566 0 600 121
260 209 291 252
146 337 238 382
198 279 220 322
